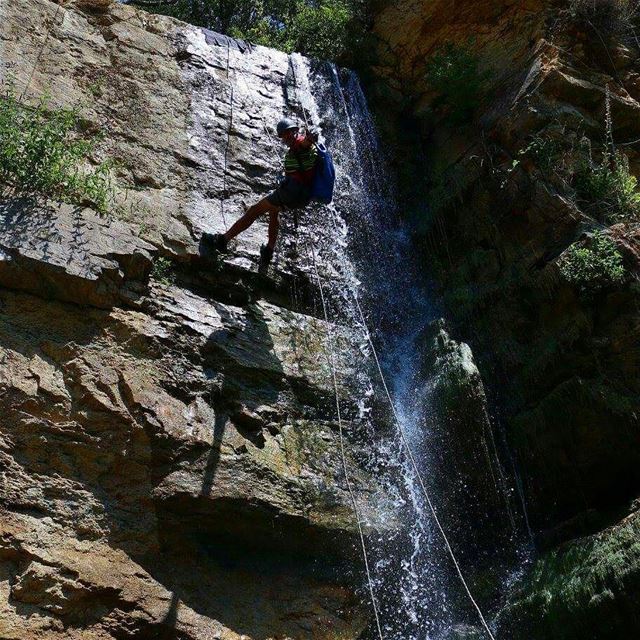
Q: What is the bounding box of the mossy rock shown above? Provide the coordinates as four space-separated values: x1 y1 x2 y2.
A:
499 509 640 639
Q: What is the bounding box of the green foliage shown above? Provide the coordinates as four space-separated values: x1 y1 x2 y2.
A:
134 0 263 33
574 150 640 223
0 91 113 215
283 0 355 60
151 256 176 285
520 134 562 173
424 43 489 125
558 231 626 294
132 0 367 62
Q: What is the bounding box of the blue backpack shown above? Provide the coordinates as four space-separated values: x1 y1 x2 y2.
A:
310 143 335 204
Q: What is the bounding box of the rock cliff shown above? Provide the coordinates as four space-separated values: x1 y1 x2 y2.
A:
0 1 395 638
371 0 640 636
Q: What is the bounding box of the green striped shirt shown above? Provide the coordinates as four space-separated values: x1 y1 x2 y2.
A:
284 134 318 184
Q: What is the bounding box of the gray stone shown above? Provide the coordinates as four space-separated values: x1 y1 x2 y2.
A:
0 199 154 308
0 1 390 638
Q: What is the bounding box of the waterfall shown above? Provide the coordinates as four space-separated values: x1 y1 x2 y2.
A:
191 27 525 636
287 57 524 639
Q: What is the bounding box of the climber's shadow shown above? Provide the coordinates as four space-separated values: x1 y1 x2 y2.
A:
199 410 227 498
143 302 329 640
198 300 286 496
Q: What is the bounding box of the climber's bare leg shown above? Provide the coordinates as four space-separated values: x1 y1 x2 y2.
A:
223 198 281 242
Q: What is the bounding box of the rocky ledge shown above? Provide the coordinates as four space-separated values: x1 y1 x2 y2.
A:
0 1 395 638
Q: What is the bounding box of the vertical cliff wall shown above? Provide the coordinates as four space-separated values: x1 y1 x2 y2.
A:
370 0 640 637
0 1 400 638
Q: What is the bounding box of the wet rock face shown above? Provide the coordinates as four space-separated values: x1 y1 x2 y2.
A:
370 0 640 635
417 320 519 608
0 1 389 638
500 507 640 639
373 0 640 532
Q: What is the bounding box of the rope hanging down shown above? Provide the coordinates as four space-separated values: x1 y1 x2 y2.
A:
20 2 64 101
219 41 235 228
351 294 497 640
289 59 384 639
306 237 385 640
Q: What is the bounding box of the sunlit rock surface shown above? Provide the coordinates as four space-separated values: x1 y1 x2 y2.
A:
0 1 394 637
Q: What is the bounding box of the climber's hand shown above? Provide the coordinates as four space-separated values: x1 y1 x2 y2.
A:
305 127 319 143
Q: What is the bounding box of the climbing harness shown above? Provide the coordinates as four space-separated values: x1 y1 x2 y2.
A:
306 237 385 640
19 2 64 101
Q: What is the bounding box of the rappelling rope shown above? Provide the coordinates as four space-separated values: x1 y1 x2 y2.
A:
19 2 64 101
218 41 235 228
287 60 384 638
306 238 385 640
350 292 497 640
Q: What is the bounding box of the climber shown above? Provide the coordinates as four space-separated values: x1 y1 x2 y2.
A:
204 117 319 265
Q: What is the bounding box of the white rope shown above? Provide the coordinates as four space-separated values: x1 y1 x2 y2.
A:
19 2 63 101
351 293 497 640
219 40 234 228
306 238 385 640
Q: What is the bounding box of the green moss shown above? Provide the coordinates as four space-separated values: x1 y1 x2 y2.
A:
502 511 640 639
558 231 626 296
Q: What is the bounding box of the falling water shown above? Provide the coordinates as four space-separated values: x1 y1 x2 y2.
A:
191 24 526 635
284 56 525 639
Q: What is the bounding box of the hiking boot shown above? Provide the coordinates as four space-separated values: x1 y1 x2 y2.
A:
203 232 228 253
260 244 274 264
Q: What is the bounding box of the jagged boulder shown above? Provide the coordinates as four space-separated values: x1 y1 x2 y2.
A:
419 319 513 546
417 320 518 608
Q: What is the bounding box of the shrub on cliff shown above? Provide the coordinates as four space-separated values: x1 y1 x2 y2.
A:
151 256 177 284
130 0 368 63
574 149 640 223
558 231 626 295
0 91 113 215
424 43 489 125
